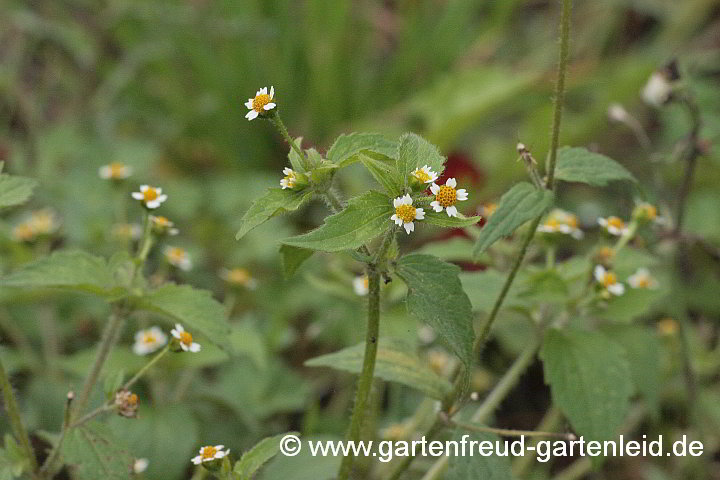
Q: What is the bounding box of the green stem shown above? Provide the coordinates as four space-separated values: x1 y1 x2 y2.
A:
0 357 38 475
122 345 170 391
337 267 381 480
270 111 310 171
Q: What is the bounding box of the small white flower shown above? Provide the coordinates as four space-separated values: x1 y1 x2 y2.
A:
132 327 168 356
390 194 425 234
429 178 468 217
245 86 276 121
537 209 583 239
594 265 625 296
111 223 143 241
164 246 192 271
191 445 229 465
627 268 658 289
219 267 258 289
642 72 672 107
99 162 132 180
607 103 630 123
150 215 179 236
133 458 149 474
280 167 296 189
131 185 167 209
598 216 629 237
353 275 369 296
411 165 438 184
171 323 201 353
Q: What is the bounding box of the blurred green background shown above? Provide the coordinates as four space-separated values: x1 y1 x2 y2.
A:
1 0 720 479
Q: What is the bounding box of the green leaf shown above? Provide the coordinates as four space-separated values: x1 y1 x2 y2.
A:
326 132 397 167
279 245 314 278
397 133 445 188
555 147 636 186
395 254 474 368
473 182 553 257
541 328 633 443
460 270 528 312
0 435 29 479
282 191 392 252
288 137 307 172
305 338 452 400
447 430 513 480
0 250 126 297
424 211 482 229
62 423 134 480
132 284 232 352
234 432 298 480
0 173 37 208
358 152 404 197
236 188 314 240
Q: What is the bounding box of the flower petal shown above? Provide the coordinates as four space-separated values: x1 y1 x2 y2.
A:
446 178 457 188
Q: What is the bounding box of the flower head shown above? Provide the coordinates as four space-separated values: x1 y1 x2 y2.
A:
479 202 497 218
11 209 60 242
132 326 168 356
353 274 369 296
537 209 583 239
191 445 229 465
632 202 662 225
131 185 167 209
594 265 625 296
99 162 132 181
11 222 36 242
411 165 438 184
642 71 672 107
391 194 424 234
111 223 143 241
594 246 615 266
164 246 192 271
627 268 658 289
114 389 139 418
219 267 257 289
150 215 179 236
133 458 149 474
245 86 276 121
170 323 201 353
280 167 297 189
429 178 468 217
598 216 629 237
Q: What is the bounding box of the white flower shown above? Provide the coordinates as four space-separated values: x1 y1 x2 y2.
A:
280 167 296 189
353 275 369 296
594 265 625 296
627 268 658 289
245 86 276 121
150 215 179 236
171 324 201 353
537 209 583 239
99 162 132 180
642 72 672 107
191 445 229 465
132 327 168 355
131 185 167 209
598 216 629 237
133 458 149 474
219 267 258 289
164 246 192 271
429 178 468 217
411 165 438 184
391 194 425 234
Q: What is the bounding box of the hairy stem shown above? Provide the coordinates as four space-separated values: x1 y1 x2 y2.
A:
0 357 39 476
270 111 310 171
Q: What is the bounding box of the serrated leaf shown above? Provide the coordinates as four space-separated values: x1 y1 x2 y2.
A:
282 191 392 252
327 132 397 167
541 328 633 444
447 430 513 480
473 182 553 257
305 338 452 399
395 254 474 368
62 423 134 480
0 174 37 208
358 152 403 197
279 245 314 278
397 133 445 188
236 188 314 240
424 211 482 229
234 432 298 480
555 147 636 186
0 250 126 297
132 284 232 352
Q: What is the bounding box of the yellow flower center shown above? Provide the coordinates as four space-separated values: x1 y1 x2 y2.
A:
128 393 138 406
607 216 625 230
545 218 560 228
395 204 417 223
227 268 251 285
283 174 296 187
143 188 158 202
602 271 617 287
142 333 157 345
362 276 369 289
639 204 657 220
598 246 614 260
566 215 578 228
167 248 186 262
413 169 431 183
252 94 272 112
13 224 35 241
153 216 171 227
201 446 217 460
483 203 497 216
435 185 457 207
179 331 193 346
109 162 126 178
635 276 651 288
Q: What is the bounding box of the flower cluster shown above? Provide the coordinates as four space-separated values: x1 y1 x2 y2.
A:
537 209 583 239
594 265 658 297
391 177 470 235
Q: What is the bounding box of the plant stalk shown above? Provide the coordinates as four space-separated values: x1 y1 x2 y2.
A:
0 357 39 476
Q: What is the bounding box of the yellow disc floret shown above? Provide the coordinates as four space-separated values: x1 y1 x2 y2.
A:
143 188 158 202
200 446 218 460
607 216 625 230
395 204 417 223
252 94 272 112
435 185 457 207
601 271 617 287
413 169 432 183
179 331 193 346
